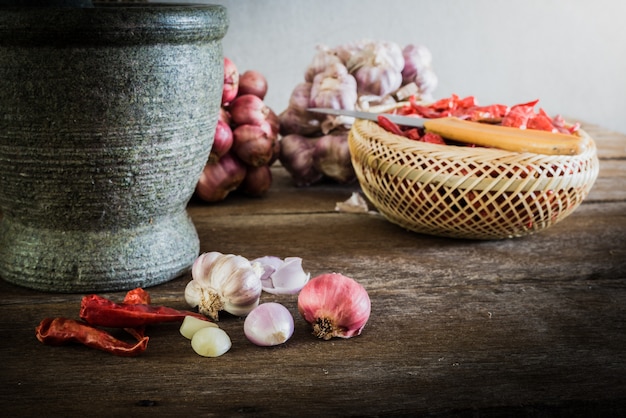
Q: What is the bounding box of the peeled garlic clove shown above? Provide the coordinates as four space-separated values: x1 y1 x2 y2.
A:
190 327 231 357
179 315 218 340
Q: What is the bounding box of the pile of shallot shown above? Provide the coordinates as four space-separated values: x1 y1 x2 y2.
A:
195 57 280 202
278 40 438 186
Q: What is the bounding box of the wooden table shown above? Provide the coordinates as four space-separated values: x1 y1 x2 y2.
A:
1 123 625 417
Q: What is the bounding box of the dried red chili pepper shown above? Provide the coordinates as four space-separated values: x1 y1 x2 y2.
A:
35 317 149 357
122 287 151 340
80 294 209 328
123 287 151 305
377 115 405 136
421 132 446 144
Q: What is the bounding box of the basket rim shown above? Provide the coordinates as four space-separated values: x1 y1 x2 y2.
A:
349 119 598 193
353 119 595 160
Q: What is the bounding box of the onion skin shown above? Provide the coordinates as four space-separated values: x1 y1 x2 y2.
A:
297 273 371 340
238 70 268 100
222 57 239 105
195 153 247 202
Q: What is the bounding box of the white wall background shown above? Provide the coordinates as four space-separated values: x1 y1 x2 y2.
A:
167 0 626 134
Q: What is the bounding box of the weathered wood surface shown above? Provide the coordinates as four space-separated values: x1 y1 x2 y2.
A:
1 123 625 417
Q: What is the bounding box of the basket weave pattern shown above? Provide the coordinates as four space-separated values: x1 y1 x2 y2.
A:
349 119 599 239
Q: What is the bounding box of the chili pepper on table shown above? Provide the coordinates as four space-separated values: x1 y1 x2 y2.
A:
80 294 208 328
122 287 151 340
35 317 149 357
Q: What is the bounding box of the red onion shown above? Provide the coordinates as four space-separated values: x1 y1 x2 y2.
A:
232 122 275 167
240 164 272 197
222 57 239 105
298 273 371 340
237 70 268 100
195 153 247 202
209 119 233 163
244 302 294 346
278 134 323 187
229 94 270 126
312 132 355 184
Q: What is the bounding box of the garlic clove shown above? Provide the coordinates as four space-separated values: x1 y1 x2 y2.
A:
179 315 218 340
190 327 231 357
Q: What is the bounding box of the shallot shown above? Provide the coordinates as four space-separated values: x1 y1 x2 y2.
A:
298 273 371 340
232 122 275 167
195 153 246 203
238 70 268 100
229 94 270 126
222 57 239 105
209 119 233 163
244 302 295 347
240 164 272 197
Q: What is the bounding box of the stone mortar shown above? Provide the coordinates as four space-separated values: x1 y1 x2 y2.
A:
0 3 229 292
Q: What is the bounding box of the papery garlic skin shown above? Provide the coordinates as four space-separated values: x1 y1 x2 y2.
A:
253 256 310 295
185 252 263 321
297 273 371 340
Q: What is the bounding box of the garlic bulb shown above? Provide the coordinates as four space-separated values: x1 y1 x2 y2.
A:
304 44 344 82
184 251 264 321
346 40 404 98
401 44 433 84
309 62 358 110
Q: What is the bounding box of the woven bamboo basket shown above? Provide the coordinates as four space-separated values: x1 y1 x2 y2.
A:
348 119 599 239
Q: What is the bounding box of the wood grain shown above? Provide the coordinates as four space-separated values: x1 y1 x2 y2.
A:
1 123 625 417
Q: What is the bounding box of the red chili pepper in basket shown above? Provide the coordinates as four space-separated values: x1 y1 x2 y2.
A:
377 115 405 136
80 294 208 328
35 317 149 357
